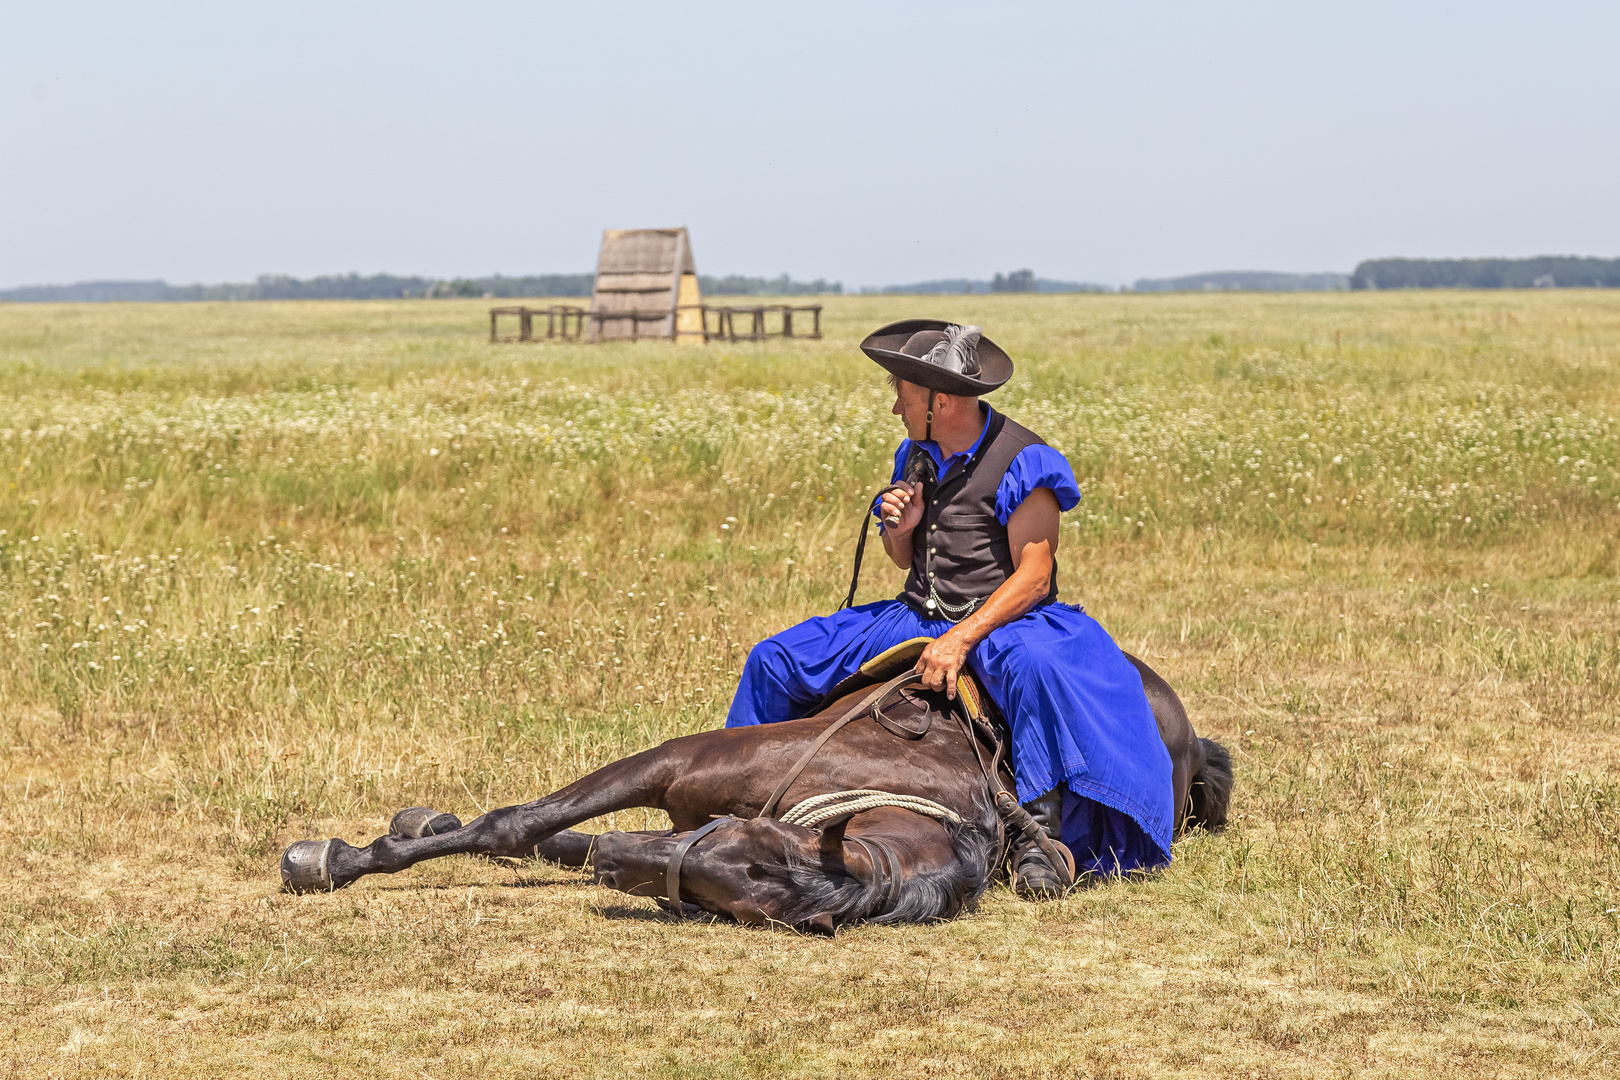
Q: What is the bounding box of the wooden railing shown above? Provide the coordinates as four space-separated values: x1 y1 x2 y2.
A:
489 303 823 344
701 304 822 342
488 305 587 343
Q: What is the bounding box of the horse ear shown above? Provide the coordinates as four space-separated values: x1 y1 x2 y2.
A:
804 912 837 937
816 819 849 859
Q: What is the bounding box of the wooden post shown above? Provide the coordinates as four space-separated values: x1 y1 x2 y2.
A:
666 230 688 340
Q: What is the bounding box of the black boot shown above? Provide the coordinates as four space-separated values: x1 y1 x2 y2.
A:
1009 787 1074 899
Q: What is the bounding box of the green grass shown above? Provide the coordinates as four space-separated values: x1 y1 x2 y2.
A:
1 292 1617 1077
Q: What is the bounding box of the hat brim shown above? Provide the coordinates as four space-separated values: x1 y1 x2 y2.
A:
860 318 1013 396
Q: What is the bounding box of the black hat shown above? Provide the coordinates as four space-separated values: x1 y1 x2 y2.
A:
860 319 1013 396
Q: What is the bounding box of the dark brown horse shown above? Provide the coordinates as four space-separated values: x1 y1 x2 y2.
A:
281 641 1231 933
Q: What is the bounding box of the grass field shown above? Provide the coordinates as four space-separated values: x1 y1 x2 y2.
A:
1 291 1617 1078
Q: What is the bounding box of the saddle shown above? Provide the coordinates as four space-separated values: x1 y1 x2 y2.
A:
818 637 991 724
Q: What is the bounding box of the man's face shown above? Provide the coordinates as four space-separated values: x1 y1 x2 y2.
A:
891 379 934 441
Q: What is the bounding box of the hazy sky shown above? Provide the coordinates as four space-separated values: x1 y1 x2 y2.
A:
3 2 1617 289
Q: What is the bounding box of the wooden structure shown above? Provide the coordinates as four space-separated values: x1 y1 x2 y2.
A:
486 228 823 345
703 304 823 342
488 304 585 343
587 227 704 344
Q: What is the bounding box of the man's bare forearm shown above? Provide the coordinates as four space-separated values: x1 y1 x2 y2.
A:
881 526 914 569
938 556 1050 651
910 489 1061 700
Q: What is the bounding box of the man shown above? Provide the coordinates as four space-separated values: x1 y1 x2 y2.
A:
726 319 1173 895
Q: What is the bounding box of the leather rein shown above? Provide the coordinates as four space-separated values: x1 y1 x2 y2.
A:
663 670 1013 919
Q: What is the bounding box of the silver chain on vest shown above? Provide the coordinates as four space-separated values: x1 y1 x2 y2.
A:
922 542 984 622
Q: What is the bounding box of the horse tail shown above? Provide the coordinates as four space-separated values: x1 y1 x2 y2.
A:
1184 738 1233 831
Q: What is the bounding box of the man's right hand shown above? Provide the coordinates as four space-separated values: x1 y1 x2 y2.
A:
879 481 925 536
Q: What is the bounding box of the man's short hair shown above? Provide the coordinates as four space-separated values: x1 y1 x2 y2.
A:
887 373 982 411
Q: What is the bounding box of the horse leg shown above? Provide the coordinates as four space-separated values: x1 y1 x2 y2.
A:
529 829 596 867
386 805 597 867
287 740 700 892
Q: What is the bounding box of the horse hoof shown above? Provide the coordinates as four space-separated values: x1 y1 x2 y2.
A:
281 839 338 894
390 807 462 838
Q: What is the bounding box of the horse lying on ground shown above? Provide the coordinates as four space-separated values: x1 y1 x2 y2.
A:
282 640 1232 933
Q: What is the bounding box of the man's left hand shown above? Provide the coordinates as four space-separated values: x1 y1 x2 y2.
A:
916 634 972 700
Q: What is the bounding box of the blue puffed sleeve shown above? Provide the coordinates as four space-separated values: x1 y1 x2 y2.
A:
994 444 1082 524
888 440 912 485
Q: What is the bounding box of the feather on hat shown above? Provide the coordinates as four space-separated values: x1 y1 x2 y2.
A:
859 319 1013 395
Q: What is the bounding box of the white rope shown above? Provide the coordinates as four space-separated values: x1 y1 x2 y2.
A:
779 789 963 829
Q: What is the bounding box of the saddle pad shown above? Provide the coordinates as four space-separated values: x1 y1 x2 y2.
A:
860 637 933 682
821 636 984 721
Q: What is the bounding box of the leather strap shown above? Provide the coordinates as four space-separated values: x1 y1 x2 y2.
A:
845 835 904 918
872 687 933 739
758 672 921 819
665 815 733 915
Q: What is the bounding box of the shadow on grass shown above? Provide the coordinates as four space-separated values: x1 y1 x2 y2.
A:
592 902 733 926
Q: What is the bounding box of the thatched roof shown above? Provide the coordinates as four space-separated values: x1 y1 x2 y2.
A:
589 227 703 343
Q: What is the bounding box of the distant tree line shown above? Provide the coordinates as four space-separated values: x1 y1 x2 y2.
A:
1132 271 1349 293
873 271 1111 295
426 274 593 298
697 274 841 296
0 274 452 303
1351 257 1620 290
991 269 1037 292
35 259 1615 302
0 272 843 303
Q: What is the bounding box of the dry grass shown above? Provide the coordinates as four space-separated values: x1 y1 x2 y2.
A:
1 291 1617 1077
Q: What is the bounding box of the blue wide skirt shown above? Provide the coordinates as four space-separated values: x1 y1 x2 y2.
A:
725 599 1174 873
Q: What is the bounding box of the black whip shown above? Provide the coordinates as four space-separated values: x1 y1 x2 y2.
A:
840 445 935 610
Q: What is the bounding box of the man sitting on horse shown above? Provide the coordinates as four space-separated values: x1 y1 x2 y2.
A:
726 320 1175 896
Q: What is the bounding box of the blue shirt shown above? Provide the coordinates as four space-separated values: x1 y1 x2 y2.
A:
879 406 1083 526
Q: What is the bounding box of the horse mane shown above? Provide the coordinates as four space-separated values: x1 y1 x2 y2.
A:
778 791 1003 931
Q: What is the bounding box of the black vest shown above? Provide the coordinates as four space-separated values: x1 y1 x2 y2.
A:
901 410 1060 619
